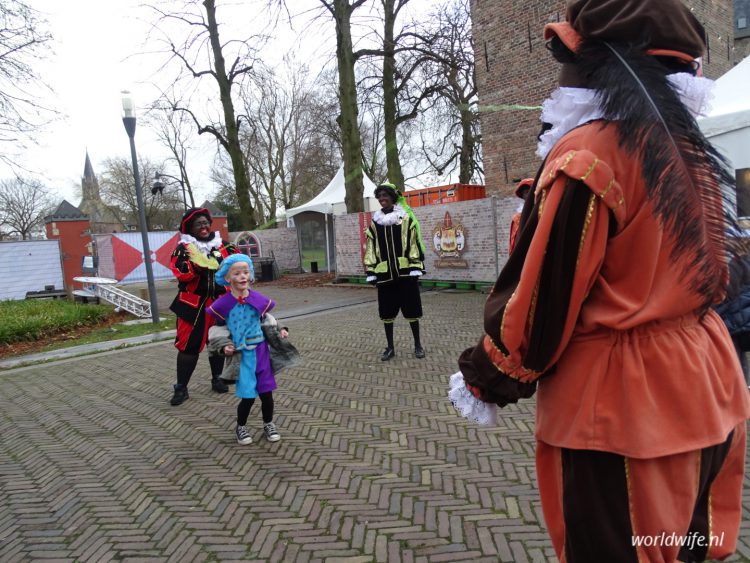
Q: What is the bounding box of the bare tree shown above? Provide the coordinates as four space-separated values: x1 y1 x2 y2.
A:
417 0 481 184
325 0 370 212
211 146 266 227
145 98 197 208
98 157 181 231
238 60 339 223
0 176 54 239
148 0 266 229
209 176 244 231
240 68 288 224
313 60 389 187
0 0 53 164
378 0 407 188
352 0 448 189
271 0 370 212
359 103 387 184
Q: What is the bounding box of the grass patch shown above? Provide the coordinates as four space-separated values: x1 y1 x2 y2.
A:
0 299 176 359
0 299 111 345
38 315 175 353
301 248 328 272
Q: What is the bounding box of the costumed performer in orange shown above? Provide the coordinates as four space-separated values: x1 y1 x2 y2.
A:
448 1 750 561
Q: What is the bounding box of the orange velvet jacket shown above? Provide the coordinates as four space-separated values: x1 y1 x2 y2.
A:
508 212 522 254
459 122 750 459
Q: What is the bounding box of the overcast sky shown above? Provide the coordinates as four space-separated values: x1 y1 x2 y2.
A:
4 0 423 207
4 0 170 204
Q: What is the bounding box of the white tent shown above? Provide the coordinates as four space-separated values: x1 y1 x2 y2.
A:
285 164 379 219
699 55 750 171
285 165 378 273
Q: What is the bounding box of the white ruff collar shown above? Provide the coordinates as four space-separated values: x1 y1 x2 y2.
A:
536 74 715 159
180 232 222 254
373 204 406 226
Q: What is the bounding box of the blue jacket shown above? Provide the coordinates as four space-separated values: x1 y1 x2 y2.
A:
715 286 750 336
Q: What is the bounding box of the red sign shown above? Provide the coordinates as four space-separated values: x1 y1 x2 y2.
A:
359 211 372 266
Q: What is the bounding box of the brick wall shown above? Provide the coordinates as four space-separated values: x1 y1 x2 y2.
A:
46 219 92 291
471 0 736 196
229 228 301 273
334 214 367 278
736 36 750 62
335 197 519 283
695 0 738 73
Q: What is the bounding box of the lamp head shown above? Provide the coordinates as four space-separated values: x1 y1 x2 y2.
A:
121 91 135 119
151 178 165 196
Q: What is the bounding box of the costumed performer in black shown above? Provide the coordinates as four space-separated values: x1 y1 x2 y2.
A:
169 207 238 406
364 183 426 361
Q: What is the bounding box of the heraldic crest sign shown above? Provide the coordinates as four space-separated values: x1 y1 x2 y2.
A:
432 211 468 268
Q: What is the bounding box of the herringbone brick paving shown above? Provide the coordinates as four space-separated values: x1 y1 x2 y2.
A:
1 288 749 562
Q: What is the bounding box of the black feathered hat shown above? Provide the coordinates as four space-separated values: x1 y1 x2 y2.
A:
543 0 706 63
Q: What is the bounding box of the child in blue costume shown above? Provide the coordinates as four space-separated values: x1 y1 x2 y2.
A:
207 254 287 445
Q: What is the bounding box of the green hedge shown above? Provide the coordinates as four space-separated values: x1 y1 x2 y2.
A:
0 299 112 345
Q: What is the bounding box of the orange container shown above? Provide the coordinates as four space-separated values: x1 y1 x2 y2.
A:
403 184 486 207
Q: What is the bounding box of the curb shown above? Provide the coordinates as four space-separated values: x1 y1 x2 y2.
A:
0 330 176 370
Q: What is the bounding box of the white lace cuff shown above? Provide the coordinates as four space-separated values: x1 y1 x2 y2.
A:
409 270 423 276
448 371 498 426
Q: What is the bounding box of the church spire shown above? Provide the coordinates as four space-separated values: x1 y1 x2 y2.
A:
83 150 96 182
78 150 122 233
81 150 100 200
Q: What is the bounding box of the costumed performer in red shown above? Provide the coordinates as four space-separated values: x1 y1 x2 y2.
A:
169 207 238 406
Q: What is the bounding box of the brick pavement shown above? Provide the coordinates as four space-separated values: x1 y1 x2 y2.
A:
1 288 749 562
126 277 378 318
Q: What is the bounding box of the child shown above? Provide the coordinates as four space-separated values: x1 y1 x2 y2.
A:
207 254 287 445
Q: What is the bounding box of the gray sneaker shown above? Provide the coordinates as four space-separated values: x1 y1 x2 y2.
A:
235 425 253 445
263 422 281 442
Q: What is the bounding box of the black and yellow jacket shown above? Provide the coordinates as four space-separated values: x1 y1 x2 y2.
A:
364 205 425 284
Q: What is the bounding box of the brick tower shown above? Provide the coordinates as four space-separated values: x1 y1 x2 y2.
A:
471 0 737 195
45 200 92 291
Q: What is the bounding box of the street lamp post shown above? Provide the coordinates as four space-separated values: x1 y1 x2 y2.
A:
121 91 160 324
152 172 189 211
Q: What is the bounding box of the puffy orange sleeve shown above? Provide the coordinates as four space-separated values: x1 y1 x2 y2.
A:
459 150 626 406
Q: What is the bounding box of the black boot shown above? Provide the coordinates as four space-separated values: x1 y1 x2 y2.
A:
170 384 189 406
381 347 395 361
381 321 395 361
211 376 229 393
410 320 425 358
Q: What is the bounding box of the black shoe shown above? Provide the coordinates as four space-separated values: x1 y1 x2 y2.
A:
381 347 395 361
170 384 189 406
414 346 426 359
211 377 229 393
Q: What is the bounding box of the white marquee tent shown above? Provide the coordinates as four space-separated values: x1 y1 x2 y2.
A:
285 164 379 219
285 165 379 272
699 55 750 173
